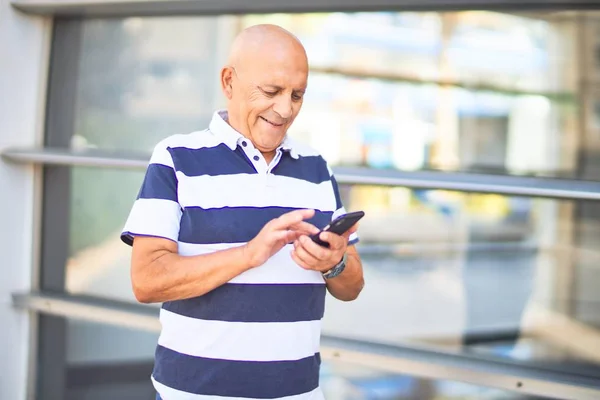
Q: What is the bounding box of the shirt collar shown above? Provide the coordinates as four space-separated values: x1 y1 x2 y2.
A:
279 136 299 159
209 110 299 159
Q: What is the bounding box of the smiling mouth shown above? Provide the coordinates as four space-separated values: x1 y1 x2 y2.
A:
260 116 284 127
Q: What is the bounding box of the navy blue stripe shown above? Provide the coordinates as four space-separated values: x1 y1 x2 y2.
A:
271 154 330 184
153 346 320 398
120 232 177 247
168 145 257 177
179 206 333 244
330 175 343 210
137 163 178 201
163 283 326 322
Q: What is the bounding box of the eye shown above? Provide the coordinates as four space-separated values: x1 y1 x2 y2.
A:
264 91 277 97
292 93 304 101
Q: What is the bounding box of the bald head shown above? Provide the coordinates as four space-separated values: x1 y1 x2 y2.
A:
220 24 309 160
227 24 307 68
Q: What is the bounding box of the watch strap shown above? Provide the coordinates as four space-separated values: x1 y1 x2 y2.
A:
322 253 347 279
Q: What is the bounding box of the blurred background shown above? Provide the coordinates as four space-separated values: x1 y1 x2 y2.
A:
2 1 600 400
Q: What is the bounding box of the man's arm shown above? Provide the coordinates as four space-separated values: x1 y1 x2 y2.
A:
131 237 249 303
323 245 363 301
131 209 319 303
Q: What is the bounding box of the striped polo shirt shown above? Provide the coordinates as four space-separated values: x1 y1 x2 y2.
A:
121 110 358 400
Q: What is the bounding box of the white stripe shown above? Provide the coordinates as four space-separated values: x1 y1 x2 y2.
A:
177 241 245 256
177 242 324 285
331 206 347 221
153 378 324 400
150 141 176 167
158 310 321 362
176 173 336 211
160 129 231 150
122 198 182 242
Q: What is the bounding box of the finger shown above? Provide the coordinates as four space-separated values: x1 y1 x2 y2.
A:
292 239 319 268
342 222 359 240
319 231 346 251
298 235 329 261
289 221 320 236
274 229 302 244
290 249 311 270
271 209 315 231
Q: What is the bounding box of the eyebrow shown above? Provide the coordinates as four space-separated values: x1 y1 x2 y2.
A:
260 85 306 92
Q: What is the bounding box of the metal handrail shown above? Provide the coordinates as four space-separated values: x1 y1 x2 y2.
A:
3 146 600 200
11 291 600 400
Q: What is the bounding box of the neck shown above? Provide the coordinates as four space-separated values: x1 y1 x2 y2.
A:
224 108 246 137
262 150 276 164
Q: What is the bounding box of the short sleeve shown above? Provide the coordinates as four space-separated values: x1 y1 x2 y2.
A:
329 169 359 246
120 142 182 246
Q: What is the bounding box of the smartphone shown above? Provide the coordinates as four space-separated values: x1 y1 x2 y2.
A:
310 211 365 248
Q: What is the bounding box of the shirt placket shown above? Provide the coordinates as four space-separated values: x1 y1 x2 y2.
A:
239 139 285 188
265 149 283 188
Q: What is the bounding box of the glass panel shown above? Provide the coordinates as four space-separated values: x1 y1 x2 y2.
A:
243 12 581 178
67 167 145 303
73 17 226 153
51 9 600 396
45 317 550 400
68 12 600 180
65 164 600 380
325 184 600 379
51 318 158 400
323 360 550 399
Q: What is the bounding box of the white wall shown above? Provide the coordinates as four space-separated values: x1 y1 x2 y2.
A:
0 1 51 399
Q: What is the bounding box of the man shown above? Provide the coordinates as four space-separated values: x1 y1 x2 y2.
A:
121 24 364 400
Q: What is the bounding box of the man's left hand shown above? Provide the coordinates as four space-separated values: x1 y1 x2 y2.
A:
290 223 358 273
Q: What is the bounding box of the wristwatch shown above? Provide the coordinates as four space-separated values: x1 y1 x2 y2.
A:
322 253 347 279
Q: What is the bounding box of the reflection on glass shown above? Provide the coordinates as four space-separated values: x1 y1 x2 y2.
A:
244 12 577 177
67 167 145 303
62 318 158 400
325 184 600 380
66 166 600 380
61 9 600 392
55 318 548 400
71 12 590 179
322 360 549 399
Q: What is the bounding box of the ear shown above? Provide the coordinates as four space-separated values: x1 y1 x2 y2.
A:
221 66 234 100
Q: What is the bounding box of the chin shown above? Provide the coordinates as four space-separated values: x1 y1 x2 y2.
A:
256 130 285 143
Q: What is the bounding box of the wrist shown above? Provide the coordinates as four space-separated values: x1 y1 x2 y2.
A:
240 243 258 270
322 252 347 279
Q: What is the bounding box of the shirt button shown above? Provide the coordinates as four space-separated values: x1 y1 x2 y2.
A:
253 155 260 161
242 141 247 147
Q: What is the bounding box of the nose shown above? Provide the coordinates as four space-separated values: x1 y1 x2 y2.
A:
272 94 293 120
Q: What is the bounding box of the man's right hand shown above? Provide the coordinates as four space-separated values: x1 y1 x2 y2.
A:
243 209 319 268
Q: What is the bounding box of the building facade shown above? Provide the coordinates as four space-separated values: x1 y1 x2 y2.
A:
2 1 600 399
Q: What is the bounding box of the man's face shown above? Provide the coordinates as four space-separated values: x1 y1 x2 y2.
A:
223 49 308 154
